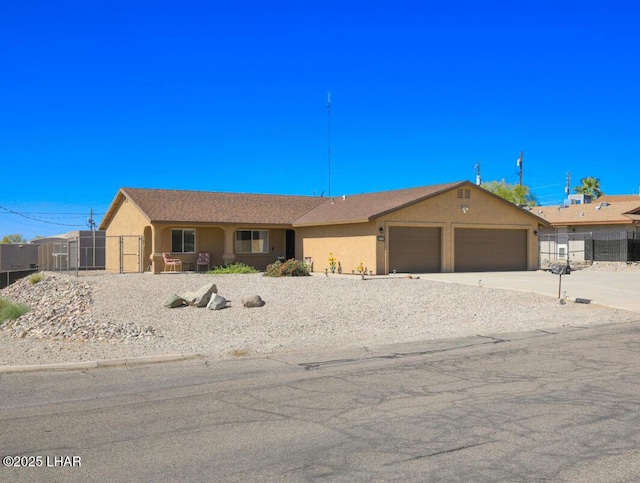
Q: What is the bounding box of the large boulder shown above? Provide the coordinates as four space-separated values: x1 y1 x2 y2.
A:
241 295 265 308
180 283 218 308
163 294 186 308
207 294 228 310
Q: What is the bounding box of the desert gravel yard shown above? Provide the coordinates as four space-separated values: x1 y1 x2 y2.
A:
1 270 639 366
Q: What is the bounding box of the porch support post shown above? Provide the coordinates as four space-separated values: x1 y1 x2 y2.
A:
151 225 163 274
222 227 236 265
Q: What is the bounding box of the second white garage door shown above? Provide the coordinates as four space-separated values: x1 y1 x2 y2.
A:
455 228 527 272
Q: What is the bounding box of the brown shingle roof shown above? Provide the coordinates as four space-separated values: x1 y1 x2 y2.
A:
118 188 327 225
292 182 466 225
100 180 548 230
537 195 640 226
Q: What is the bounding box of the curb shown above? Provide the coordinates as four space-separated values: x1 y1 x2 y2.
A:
0 353 203 374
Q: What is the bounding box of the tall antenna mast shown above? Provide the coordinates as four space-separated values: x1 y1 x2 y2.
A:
474 163 481 185
565 172 571 197
327 91 331 197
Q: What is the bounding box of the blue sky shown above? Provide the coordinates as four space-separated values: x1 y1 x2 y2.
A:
1 1 638 240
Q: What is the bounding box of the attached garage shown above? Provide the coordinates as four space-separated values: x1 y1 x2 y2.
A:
388 226 441 273
455 228 527 272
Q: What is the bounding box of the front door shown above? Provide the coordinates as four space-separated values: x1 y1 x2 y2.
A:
285 230 295 260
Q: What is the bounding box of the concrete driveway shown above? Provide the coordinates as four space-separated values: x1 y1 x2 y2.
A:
416 269 640 313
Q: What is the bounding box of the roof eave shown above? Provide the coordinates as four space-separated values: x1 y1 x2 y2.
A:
293 218 371 228
548 219 635 226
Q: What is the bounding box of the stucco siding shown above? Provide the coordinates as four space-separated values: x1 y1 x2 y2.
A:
103 197 149 272
380 187 540 272
197 227 225 268
298 223 378 274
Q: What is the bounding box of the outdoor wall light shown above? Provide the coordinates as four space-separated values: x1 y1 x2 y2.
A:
379 226 384 233
461 205 469 214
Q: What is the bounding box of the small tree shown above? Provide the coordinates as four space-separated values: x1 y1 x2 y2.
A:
574 176 604 199
482 180 537 206
1 234 26 244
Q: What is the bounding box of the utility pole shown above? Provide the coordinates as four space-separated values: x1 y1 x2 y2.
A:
565 172 571 198
87 209 96 231
517 151 523 187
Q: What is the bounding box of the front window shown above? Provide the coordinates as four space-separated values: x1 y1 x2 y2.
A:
235 230 268 253
171 229 195 253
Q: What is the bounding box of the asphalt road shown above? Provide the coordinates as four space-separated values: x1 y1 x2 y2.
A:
3 321 640 482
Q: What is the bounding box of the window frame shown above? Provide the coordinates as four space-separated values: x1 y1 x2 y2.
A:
235 229 269 254
171 228 196 254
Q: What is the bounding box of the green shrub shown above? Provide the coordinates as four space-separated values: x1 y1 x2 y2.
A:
264 259 310 277
0 298 30 324
28 272 44 285
207 262 258 274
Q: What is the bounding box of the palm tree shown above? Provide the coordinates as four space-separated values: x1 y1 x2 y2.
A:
574 176 604 199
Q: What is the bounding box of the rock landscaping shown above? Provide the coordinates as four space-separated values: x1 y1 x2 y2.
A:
0 274 156 341
0 269 638 367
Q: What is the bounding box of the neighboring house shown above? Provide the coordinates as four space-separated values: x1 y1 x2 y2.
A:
0 243 40 288
537 194 640 264
0 243 39 271
99 181 548 274
31 230 106 271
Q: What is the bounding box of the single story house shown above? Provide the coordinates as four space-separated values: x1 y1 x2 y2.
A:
99 181 548 274
537 194 640 263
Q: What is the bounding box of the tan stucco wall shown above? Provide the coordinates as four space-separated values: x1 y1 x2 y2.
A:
103 197 149 272
298 222 379 274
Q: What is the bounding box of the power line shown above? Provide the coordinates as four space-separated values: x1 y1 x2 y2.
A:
0 211 104 215
0 206 92 227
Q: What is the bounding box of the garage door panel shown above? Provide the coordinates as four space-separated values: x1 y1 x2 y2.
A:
389 226 441 273
455 228 527 272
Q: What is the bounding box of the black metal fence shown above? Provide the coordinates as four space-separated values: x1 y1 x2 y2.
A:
0 268 40 289
539 231 640 266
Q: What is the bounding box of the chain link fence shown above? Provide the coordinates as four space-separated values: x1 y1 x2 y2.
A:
34 235 142 274
539 231 639 267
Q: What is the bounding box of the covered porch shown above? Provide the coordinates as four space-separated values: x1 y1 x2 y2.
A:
147 224 296 274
